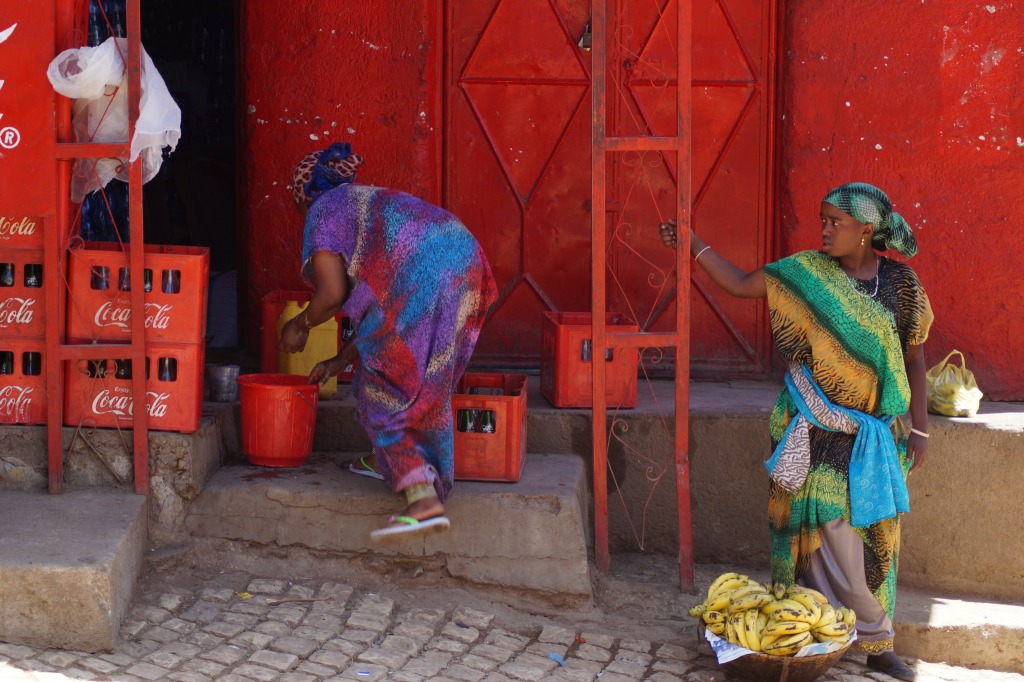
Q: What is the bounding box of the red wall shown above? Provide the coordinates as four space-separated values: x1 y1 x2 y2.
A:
777 1 1024 399
238 1 438 347
240 1 1024 399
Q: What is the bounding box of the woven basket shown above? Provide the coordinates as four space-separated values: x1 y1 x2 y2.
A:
717 644 852 682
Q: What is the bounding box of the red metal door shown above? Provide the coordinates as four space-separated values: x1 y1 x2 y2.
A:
446 0 775 374
445 0 593 368
609 0 776 376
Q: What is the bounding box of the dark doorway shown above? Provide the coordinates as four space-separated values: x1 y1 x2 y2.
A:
84 0 239 348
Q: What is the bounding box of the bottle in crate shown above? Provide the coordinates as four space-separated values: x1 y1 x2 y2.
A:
276 300 338 399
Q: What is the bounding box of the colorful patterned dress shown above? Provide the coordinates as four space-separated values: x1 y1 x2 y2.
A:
301 184 497 501
763 250 933 626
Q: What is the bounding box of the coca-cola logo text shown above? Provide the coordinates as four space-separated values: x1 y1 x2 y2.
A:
93 302 173 332
0 385 34 421
90 387 171 419
0 217 37 238
0 297 35 327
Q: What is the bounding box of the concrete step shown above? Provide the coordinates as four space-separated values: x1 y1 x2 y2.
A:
0 403 236 547
0 489 147 652
896 584 1024 674
186 452 592 601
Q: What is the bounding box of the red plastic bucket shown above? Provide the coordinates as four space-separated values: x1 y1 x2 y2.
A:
238 374 319 467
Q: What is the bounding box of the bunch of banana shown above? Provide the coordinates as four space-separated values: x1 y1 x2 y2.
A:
688 573 857 656
758 585 857 654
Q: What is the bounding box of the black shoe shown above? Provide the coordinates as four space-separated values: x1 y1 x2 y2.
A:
866 654 917 681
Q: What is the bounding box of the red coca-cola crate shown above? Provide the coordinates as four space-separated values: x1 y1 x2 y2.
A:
452 373 528 482
540 312 639 408
63 341 204 433
0 337 47 425
66 242 209 344
260 289 357 382
0 248 46 337
0 215 45 250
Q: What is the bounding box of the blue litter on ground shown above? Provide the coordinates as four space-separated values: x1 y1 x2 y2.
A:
549 652 566 666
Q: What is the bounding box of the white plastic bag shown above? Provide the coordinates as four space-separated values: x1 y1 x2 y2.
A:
47 37 181 202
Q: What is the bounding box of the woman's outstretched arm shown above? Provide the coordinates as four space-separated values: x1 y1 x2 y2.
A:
660 219 767 299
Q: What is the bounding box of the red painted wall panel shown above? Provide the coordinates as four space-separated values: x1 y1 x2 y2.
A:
240 1 1024 398
777 1 1024 399
238 0 439 348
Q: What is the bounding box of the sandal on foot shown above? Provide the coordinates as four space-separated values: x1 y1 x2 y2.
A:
867 655 917 681
348 456 385 481
370 514 450 544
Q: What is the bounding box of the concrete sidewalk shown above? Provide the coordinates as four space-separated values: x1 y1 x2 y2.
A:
1 559 1022 682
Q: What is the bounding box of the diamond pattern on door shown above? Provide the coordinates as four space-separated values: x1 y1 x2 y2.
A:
463 83 588 203
462 0 586 80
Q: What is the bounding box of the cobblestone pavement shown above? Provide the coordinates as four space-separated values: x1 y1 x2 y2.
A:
0 567 1021 682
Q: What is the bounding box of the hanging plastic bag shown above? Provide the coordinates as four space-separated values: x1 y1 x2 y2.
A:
926 350 983 417
47 36 181 203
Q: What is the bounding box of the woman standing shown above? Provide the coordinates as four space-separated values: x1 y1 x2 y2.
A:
279 143 497 543
663 183 931 682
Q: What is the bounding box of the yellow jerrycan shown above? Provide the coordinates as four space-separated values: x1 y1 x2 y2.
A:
277 300 338 399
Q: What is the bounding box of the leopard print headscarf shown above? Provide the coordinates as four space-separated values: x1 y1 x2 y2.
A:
292 142 364 206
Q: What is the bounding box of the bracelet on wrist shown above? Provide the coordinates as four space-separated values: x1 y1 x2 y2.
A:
694 245 712 262
910 427 929 438
300 312 314 330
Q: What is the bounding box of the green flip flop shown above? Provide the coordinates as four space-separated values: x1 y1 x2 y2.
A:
369 514 451 543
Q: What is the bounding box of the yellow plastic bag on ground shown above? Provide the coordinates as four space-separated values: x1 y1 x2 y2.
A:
926 350 983 417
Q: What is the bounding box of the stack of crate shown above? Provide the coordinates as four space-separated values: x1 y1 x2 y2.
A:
0 217 48 424
63 242 210 433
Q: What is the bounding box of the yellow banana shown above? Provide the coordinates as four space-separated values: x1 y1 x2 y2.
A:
726 614 736 645
706 572 746 599
702 610 726 625
706 591 732 613
814 621 851 638
766 604 816 624
743 608 762 652
756 611 769 635
734 612 751 649
729 591 775 613
814 631 851 644
688 603 708 618
762 619 811 637
707 622 726 636
815 603 837 628
788 592 822 623
763 631 813 656
764 598 806 615
839 606 857 627
772 582 788 600
727 584 768 601
788 584 830 605
708 577 754 602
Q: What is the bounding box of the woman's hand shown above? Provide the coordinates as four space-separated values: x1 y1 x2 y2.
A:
307 339 360 386
278 317 309 353
659 219 678 248
308 357 342 386
908 432 928 474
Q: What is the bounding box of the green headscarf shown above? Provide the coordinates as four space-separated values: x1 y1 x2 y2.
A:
823 182 918 258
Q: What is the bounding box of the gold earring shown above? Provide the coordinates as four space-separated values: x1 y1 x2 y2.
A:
861 236 866 246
